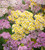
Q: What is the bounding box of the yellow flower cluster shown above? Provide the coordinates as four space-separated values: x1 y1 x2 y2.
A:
36 13 45 27
37 13 45 19
8 10 45 40
11 33 25 40
34 15 45 30
8 10 22 21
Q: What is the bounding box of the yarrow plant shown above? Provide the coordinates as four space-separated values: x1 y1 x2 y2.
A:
0 0 30 17
32 0 45 5
30 1 41 13
8 10 45 40
3 31 45 50
0 32 11 39
0 0 45 50
0 8 8 17
0 0 43 17
0 19 11 29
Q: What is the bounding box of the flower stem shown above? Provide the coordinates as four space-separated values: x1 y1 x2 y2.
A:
32 48 34 50
41 47 43 50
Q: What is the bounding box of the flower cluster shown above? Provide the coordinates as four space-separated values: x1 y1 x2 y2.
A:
3 31 45 50
0 8 8 17
0 32 11 39
0 19 11 29
32 0 45 5
0 0 43 17
0 0 30 17
8 10 45 40
30 1 41 13
0 0 45 50
37 13 45 19
37 32 45 47
3 38 21 50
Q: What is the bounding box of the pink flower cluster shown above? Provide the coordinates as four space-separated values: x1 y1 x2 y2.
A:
0 19 11 29
0 32 11 39
0 0 42 17
30 4 41 13
32 0 45 5
0 8 8 17
13 0 30 11
3 31 45 50
0 0 30 16
18 46 27 50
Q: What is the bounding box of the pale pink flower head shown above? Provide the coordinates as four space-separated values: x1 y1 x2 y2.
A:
0 0 9 8
33 43 41 48
0 8 8 17
18 46 27 50
0 19 11 29
0 32 11 39
32 0 45 5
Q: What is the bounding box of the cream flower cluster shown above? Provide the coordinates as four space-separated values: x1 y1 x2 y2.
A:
8 10 45 40
32 0 45 5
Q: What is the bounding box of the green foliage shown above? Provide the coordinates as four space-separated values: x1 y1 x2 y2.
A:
0 13 8 19
0 37 6 50
26 7 33 13
37 9 42 13
8 6 12 10
0 28 12 35
42 28 45 32
34 48 41 50
22 0 25 5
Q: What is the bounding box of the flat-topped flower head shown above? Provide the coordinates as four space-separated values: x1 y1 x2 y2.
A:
0 32 11 39
8 10 45 40
0 19 11 29
32 0 45 5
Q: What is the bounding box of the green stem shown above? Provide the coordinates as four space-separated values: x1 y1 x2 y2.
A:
41 47 43 50
32 48 34 50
